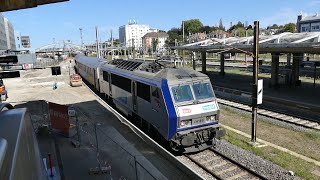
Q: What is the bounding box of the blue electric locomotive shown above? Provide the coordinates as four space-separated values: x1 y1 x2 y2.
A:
75 54 225 152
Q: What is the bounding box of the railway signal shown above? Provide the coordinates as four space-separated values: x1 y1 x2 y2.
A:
251 21 259 144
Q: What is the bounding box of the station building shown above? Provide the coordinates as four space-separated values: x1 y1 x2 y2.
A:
297 13 320 33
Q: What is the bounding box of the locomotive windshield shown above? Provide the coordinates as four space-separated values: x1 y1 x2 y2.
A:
172 85 194 103
192 83 215 100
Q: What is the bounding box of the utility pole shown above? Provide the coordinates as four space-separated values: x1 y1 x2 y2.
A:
157 29 159 55
182 21 185 61
111 29 114 60
124 37 127 59
251 21 259 143
95 26 100 58
79 28 83 50
132 38 135 59
182 21 185 44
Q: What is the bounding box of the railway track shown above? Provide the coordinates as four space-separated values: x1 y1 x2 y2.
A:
213 86 320 131
217 98 320 130
185 148 267 180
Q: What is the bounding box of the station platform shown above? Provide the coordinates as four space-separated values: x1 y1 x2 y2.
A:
4 63 193 180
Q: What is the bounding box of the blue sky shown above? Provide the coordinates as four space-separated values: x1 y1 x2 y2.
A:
3 0 320 50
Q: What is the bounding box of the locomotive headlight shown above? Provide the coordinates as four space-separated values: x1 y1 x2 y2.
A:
180 120 191 128
206 116 216 122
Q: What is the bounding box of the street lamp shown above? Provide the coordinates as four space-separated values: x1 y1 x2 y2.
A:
79 28 83 50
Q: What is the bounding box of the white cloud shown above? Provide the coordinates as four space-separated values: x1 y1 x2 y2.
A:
260 8 297 27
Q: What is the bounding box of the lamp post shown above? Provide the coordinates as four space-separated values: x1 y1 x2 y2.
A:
79 28 83 50
95 26 100 58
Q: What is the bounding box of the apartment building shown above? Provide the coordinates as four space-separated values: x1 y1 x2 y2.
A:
297 13 320 32
119 22 150 50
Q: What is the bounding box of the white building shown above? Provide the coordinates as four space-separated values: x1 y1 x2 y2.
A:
0 14 7 50
119 22 150 50
4 17 16 50
0 13 16 50
297 13 320 32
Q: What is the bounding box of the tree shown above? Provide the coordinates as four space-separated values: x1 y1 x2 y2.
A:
182 19 203 34
268 24 279 29
152 38 159 53
167 27 182 46
231 26 253 37
199 26 217 33
218 18 225 31
113 39 120 47
228 21 245 32
283 23 296 33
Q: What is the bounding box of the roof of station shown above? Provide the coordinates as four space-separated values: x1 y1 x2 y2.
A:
35 42 84 53
172 32 320 54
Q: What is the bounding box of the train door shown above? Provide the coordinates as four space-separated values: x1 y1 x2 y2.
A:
151 86 164 130
132 81 137 112
109 74 112 97
93 69 96 87
95 68 100 91
151 86 162 113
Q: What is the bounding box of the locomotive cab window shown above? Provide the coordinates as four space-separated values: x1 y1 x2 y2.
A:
192 82 215 100
171 85 194 103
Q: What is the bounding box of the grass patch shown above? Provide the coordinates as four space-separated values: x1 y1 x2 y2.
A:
220 106 320 161
223 129 319 180
305 130 320 140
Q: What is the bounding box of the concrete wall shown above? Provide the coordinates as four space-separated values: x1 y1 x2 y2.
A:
17 53 37 64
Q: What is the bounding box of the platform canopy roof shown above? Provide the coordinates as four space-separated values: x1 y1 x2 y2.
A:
0 0 68 12
35 42 84 53
172 32 320 54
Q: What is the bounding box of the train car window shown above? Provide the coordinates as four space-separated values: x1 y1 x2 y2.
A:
151 86 160 98
103 71 108 82
137 82 150 102
111 74 131 92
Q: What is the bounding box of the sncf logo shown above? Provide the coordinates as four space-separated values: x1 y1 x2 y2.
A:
202 104 215 111
182 108 192 114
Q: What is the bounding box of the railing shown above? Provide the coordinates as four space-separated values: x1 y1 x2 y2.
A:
73 107 163 179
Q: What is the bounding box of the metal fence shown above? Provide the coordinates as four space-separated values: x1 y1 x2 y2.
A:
68 106 160 180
